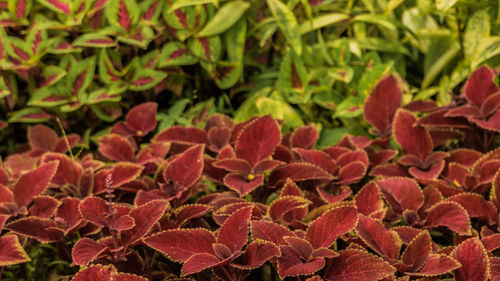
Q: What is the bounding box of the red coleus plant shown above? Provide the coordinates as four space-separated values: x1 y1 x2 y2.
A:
4 84 500 281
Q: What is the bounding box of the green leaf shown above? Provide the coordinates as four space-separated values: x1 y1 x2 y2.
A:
129 69 167 91
28 88 69 107
353 14 397 31
255 97 304 128
105 0 140 32
354 38 410 55
66 56 96 96
87 89 121 104
212 61 242 89
435 0 457 12
357 62 393 98
98 49 123 84
299 13 349 34
266 0 302 55
197 1 250 37
316 127 349 149
40 65 67 88
9 108 51 123
334 96 363 118
422 40 460 89
464 9 490 67
224 17 246 61
168 0 217 12
188 36 222 63
73 33 116 48
159 42 199 67
36 0 71 15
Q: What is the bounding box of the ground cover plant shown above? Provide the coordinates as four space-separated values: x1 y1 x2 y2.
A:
0 66 500 280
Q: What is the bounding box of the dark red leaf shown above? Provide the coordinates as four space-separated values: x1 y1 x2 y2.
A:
235 115 281 166
407 254 461 276
28 124 58 151
269 162 333 187
355 215 401 259
125 102 157 136
363 75 402 137
154 126 208 145
376 177 424 213
164 144 204 188
72 238 108 266
217 206 252 252
29 196 60 218
323 249 396 281
223 173 264 196
278 244 324 278
41 153 84 186
354 182 384 216
393 108 433 161
425 201 471 235
6 217 63 242
446 193 497 225
174 204 212 228
401 230 432 271
463 65 499 107
451 238 489 281
305 206 357 249
98 134 135 162
72 264 114 281
121 200 168 246
231 240 281 269
12 161 58 208
182 253 221 276
0 234 30 266
294 149 335 174
250 220 296 246
291 125 319 149
268 196 311 223
144 229 215 262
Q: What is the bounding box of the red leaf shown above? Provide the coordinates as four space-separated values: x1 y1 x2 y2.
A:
393 108 433 161
182 253 221 276
235 115 281 166
451 238 489 281
28 124 58 151
425 201 471 235
174 204 212 228
118 0 132 31
401 230 432 271
223 173 264 196
72 238 108 266
336 161 367 184
144 229 215 262
0 234 30 266
355 215 401 259
98 134 135 162
72 264 115 281
291 125 319 149
446 193 497 225
376 177 424 213
41 153 84 186
407 254 461 276
93 163 144 194
154 126 208 145
12 161 58 208
125 102 157 136
217 206 252 252
251 220 295 246
278 245 324 278
323 249 396 281
214 159 252 174
79 197 132 230
121 200 168 246
408 160 445 180
354 182 384 216
54 197 83 234
268 196 311 223
113 272 148 281
295 149 336 174
231 240 281 269
29 196 60 218
363 75 402 136
41 0 71 15
164 144 204 188
464 65 499 107
269 162 333 187
6 217 63 242
491 257 500 281
305 206 358 249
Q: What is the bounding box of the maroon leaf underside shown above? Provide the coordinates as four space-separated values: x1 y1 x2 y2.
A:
451 238 489 281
